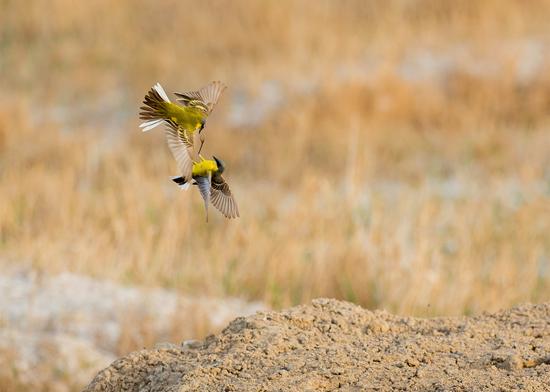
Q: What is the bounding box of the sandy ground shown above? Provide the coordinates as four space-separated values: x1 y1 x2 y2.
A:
85 299 550 391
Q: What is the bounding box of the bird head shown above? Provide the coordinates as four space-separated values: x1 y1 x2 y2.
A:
213 156 225 173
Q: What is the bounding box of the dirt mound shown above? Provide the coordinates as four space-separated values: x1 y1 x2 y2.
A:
84 299 550 391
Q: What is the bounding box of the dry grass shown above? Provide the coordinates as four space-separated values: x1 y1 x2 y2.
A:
0 0 549 350
2 0 550 390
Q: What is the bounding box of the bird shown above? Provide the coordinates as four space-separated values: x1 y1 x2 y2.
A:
139 81 226 182
172 156 239 221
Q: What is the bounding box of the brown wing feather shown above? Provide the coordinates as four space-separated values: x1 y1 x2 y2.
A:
164 120 197 181
174 81 227 114
210 174 239 219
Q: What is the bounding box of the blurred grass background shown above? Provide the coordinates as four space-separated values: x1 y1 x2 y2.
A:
2 1 550 388
1 0 550 319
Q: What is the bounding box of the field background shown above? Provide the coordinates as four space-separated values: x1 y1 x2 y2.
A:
1 1 550 389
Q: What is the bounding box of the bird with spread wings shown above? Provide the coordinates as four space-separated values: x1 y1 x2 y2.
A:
139 81 239 220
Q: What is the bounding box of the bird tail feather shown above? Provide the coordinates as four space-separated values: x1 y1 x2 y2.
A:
139 83 171 132
171 176 190 190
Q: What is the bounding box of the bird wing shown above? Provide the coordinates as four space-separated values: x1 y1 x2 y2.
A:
164 120 199 181
174 81 227 115
195 175 211 222
210 174 239 219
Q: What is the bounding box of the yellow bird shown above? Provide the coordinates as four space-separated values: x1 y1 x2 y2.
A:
139 81 226 181
172 156 239 221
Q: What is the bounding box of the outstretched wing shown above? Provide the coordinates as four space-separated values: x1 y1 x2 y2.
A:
174 81 227 115
164 120 200 181
195 175 211 222
210 174 239 219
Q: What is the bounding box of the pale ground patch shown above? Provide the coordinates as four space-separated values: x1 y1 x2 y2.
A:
0 268 265 390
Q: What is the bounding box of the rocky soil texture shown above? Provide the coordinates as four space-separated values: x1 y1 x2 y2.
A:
85 299 550 391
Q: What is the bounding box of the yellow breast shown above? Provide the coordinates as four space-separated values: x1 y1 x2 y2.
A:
192 159 218 177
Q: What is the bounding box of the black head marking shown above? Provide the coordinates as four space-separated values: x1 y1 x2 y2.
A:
213 156 225 173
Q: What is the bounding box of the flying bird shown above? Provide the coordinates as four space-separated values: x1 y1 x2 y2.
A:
172 156 239 221
139 81 226 181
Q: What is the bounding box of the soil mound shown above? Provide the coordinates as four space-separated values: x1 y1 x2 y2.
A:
84 299 550 391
